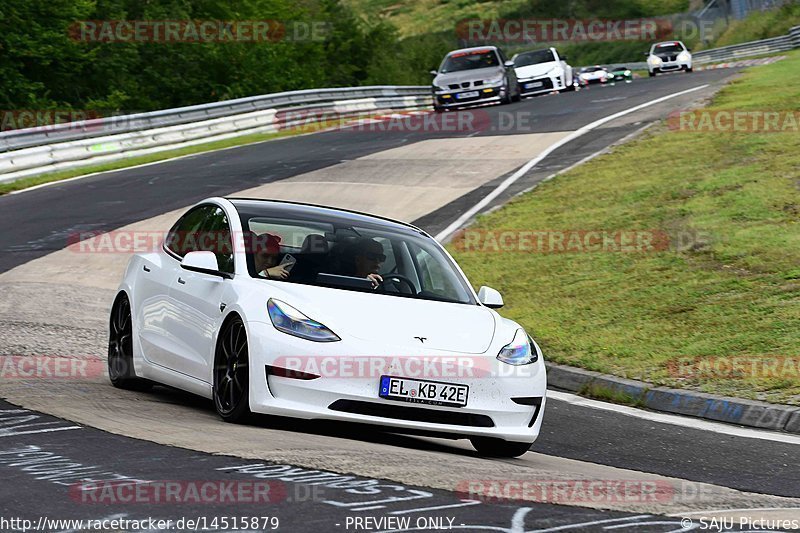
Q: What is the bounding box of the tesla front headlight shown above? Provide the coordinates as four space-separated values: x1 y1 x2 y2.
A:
677 51 691 62
267 299 340 342
497 329 538 366
649 55 662 65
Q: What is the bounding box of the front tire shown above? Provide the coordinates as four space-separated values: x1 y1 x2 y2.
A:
213 316 252 423
511 84 522 102
470 437 532 458
108 294 152 391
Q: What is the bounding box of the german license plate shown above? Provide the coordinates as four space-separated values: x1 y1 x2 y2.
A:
525 81 543 89
379 376 469 407
456 91 479 99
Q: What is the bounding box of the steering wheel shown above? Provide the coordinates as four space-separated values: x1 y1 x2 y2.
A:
378 274 417 295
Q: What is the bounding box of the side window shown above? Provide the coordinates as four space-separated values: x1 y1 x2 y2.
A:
497 49 506 63
165 206 215 257
200 207 234 274
374 237 396 274
164 205 234 274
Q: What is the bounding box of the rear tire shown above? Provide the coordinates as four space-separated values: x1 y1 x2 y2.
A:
108 294 152 392
213 316 252 423
470 437 532 458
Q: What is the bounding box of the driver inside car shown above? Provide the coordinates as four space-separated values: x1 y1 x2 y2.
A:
347 237 385 289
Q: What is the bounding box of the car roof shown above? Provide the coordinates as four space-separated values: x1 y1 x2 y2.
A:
445 46 499 56
225 198 427 236
653 41 684 46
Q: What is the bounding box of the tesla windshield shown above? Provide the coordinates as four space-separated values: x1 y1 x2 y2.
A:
240 213 477 305
513 50 556 67
440 50 500 73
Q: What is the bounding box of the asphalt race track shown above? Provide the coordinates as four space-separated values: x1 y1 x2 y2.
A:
1 70 799 532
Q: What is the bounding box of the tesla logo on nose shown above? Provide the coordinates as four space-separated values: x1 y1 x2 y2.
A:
414 336 427 343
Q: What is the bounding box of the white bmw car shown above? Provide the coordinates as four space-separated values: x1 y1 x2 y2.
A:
647 41 693 76
109 198 547 457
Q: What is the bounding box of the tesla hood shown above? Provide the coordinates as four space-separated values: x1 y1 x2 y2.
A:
269 283 497 354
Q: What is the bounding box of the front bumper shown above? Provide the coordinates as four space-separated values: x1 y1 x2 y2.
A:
518 74 561 95
245 321 547 443
608 73 632 82
434 85 505 109
579 76 607 85
650 61 691 73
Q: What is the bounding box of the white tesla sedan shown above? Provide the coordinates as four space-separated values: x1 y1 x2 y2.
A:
109 198 547 457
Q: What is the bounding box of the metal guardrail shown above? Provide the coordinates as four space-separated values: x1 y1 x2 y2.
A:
594 25 799 72
692 33 795 64
0 92 432 184
0 86 430 153
1 25 798 184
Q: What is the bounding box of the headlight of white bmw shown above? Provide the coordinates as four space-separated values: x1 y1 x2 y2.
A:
677 51 691 62
267 299 340 342
649 55 662 65
497 329 539 366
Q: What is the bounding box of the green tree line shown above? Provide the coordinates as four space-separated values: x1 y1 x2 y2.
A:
0 0 411 113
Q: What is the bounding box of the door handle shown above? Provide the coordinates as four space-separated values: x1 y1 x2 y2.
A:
143 265 151 272
177 277 186 285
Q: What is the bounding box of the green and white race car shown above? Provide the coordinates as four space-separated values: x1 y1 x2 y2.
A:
607 65 633 83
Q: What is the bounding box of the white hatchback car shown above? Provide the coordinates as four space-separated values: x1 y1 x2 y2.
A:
647 41 693 76
512 47 574 96
109 198 547 457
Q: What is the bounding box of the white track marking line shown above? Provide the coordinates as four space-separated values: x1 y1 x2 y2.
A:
548 390 800 445
434 84 710 241
389 500 482 515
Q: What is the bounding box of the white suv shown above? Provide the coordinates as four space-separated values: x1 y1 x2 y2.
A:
512 47 573 96
647 41 692 77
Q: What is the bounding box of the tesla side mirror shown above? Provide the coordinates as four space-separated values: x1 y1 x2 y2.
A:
181 251 229 279
477 286 504 308
429 70 438 76
504 60 515 68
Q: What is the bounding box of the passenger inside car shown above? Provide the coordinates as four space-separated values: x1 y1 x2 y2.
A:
246 231 291 280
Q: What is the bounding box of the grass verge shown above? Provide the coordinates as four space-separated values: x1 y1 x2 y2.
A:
449 50 800 405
